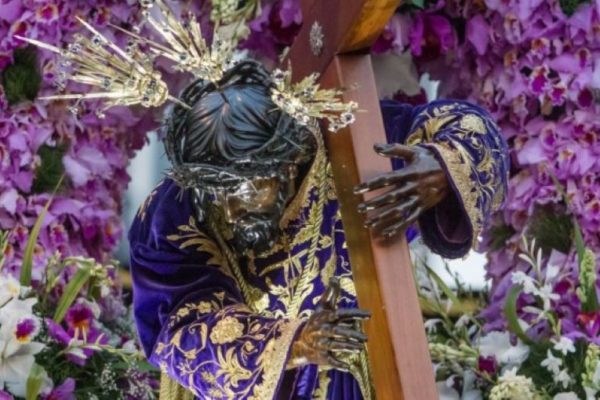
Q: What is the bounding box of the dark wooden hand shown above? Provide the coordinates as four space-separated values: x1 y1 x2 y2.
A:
289 278 370 370
354 143 449 238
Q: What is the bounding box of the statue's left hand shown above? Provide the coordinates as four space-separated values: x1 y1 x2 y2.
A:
354 143 449 238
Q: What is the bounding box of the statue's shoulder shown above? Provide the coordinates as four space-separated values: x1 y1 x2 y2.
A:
128 178 195 246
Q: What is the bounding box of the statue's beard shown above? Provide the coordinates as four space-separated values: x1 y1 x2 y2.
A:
231 213 280 255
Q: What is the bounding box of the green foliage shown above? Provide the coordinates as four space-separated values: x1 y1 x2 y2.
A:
504 285 533 345
25 363 46 400
398 0 428 12
516 344 555 389
20 198 52 286
53 265 93 323
561 341 589 398
529 206 573 254
32 145 67 194
1 46 41 105
20 176 63 285
582 344 600 391
559 0 587 16
0 231 9 271
422 262 460 305
489 223 516 251
577 248 599 312
35 341 155 400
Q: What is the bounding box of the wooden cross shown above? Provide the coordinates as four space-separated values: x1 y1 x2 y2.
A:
285 1 438 398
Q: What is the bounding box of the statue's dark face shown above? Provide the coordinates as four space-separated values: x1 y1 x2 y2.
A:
213 165 298 254
167 72 315 254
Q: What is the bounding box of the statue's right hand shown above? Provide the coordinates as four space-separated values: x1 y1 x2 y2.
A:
288 278 370 370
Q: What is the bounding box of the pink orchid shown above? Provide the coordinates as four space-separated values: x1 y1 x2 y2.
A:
409 12 457 60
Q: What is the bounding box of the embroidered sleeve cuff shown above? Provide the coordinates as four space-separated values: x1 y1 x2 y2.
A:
255 318 306 399
417 142 481 259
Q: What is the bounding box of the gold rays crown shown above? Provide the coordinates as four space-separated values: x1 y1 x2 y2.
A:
16 0 357 131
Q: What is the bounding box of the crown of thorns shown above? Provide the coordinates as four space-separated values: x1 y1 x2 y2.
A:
163 63 318 191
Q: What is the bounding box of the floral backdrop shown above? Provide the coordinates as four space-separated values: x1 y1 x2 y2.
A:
372 0 600 398
0 0 300 398
0 0 301 276
2 0 600 398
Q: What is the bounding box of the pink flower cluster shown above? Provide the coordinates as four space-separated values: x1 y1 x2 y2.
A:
377 0 600 340
0 0 155 279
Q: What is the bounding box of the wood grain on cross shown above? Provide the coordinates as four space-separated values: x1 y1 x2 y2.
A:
285 1 438 399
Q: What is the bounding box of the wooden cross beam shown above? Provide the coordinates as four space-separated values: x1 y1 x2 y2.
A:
285 1 438 399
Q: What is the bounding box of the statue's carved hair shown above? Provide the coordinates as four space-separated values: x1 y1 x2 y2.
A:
164 60 316 181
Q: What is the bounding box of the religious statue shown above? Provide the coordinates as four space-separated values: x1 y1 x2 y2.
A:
19 1 509 399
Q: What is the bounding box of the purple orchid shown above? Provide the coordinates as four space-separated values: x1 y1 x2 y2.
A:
242 0 302 61
370 0 600 352
477 356 498 376
408 12 457 61
0 390 13 400
41 378 75 400
45 300 107 366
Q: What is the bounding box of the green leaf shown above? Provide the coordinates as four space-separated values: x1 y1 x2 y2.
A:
529 206 573 254
53 266 93 322
0 231 9 271
20 176 63 286
578 248 599 313
504 285 533 345
489 223 516 251
559 0 585 16
111 359 157 373
411 0 425 8
138 360 159 372
548 171 585 264
573 219 586 268
25 363 46 400
1 46 41 105
424 263 460 305
20 201 51 286
32 145 67 194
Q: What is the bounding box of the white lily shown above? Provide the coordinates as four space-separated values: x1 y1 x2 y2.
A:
553 337 576 356
0 276 21 307
0 339 45 397
553 392 579 400
540 350 562 375
511 271 536 295
554 369 573 389
478 331 530 367
535 283 560 312
0 297 45 397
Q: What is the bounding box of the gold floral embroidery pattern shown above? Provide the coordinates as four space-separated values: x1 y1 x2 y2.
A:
406 103 458 145
156 124 373 399
210 316 244 344
167 216 225 267
405 102 506 247
425 141 480 246
207 134 330 320
247 319 304 400
312 370 331 400
137 181 162 222
154 291 304 400
460 114 486 134
166 211 269 314
279 124 322 229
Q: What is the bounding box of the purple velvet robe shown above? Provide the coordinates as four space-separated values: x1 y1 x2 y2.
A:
128 100 508 399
